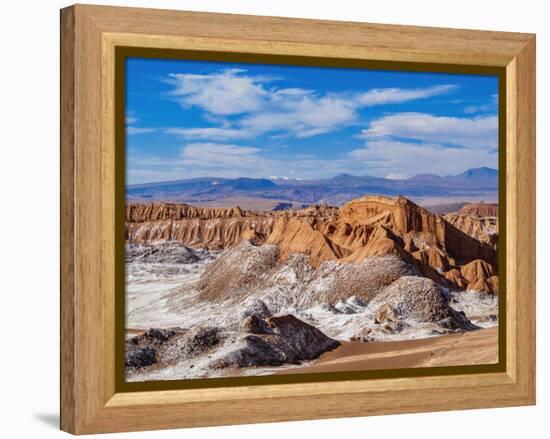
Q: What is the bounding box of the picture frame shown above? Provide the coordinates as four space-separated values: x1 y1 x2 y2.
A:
60 4 536 434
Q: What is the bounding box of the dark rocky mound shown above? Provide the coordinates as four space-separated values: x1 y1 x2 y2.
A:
126 241 206 264
351 276 477 342
126 298 339 373
125 346 157 369
125 328 180 370
180 327 223 357
317 256 418 304
211 310 339 369
125 326 223 371
240 297 273 320
370 276 476 330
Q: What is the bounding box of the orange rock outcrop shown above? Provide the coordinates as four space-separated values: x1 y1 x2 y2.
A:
126 196 499 294
458 203 498 217
444 213 498 245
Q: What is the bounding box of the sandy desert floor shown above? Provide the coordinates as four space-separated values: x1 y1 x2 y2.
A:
276 327 498 375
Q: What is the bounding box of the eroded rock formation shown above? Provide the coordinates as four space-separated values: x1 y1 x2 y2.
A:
444 213 498 246
211 314 340 369
125 304 339 372
458 203 498 217
126 196 498 294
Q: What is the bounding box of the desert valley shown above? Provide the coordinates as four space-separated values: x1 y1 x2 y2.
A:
124 171 499 382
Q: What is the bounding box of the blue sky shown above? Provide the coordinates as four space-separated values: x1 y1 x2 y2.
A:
126 57 499 185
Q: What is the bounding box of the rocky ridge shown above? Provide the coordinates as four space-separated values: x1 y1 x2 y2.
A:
444 213 498 246
126 299 340 375
126 196 498 294
458 202 498 217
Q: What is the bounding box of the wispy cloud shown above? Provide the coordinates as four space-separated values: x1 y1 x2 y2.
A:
358 112 498 150
180 143 261 168
356 85 458 106
126 127 158 135
165 127 248 141
128 111 498 182
125 112 158 136
125 64 498 184
127 141 385 182
239 94 357 138
348 138 498 177
464 94 499 114
346 112 498 177
165 69 458 141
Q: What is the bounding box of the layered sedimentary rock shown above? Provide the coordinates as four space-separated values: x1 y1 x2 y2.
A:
266 218 347 267
126 196 498 294
126 203 338 250
444 213 498 246
126 203 249 221
458 203 498 217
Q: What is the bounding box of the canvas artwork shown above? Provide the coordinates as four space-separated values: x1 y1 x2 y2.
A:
124 58 500 382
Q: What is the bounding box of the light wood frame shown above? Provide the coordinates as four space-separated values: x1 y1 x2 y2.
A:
60 4 536 434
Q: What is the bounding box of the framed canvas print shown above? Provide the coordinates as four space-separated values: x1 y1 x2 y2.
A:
60 4 536 434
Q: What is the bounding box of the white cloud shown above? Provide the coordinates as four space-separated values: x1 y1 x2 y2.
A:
348 138 497 177
126 111 138 124
240 95 357 138
132 135 496 183
128 70 499 182
126 112 158 135
165 69 459 141
357 85 457 106
181 143 259 159
179 143 264 171
347 112 498 176
464 104 492 114
168 69 268 115
126 142 384 182
359 112 498 149
166 127 249 141
126 168 189 184
464 94 499 114
126 127 157 135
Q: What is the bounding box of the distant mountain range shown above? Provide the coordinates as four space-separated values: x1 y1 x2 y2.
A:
126 167 498 207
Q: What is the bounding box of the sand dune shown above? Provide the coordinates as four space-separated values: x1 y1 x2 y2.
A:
277 327 498 375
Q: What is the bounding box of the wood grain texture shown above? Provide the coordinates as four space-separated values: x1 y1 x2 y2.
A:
82 4 531 66
508 37 536 396
60 4 536 434
60 6 75 433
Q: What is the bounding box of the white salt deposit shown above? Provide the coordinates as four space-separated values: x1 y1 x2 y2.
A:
125 244 498 381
